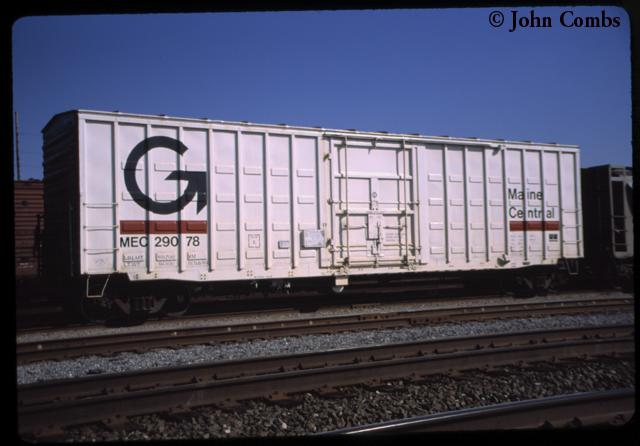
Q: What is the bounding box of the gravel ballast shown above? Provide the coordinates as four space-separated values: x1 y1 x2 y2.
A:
61 358 635 440
17 311 633 385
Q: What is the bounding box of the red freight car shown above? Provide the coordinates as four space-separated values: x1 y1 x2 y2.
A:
15 180 44 279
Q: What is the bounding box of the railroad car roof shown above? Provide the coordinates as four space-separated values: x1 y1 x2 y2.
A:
43 109 580 150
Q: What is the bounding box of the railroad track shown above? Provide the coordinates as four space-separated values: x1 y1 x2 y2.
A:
16 300 303 333
14 278 475 331
18 324 634 437
320 388 635 433
17 297 633 363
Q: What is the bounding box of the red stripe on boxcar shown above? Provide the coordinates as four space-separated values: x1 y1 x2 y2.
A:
509 221 560 231
120 220 208 234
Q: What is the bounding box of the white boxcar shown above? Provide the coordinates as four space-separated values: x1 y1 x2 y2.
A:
42 110 583 288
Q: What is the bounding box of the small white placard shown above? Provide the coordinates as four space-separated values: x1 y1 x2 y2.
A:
302 229 324 248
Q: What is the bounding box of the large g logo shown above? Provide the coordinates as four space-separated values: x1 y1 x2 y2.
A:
124 136 208 215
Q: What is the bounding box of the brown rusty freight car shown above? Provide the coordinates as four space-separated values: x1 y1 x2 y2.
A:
15 180 44 278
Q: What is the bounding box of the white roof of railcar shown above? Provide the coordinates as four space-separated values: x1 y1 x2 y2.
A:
43 109 579 150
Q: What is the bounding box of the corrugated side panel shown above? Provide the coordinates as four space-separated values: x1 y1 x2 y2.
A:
419 144 581 270
14 181 44 277
77 110 581 281
80 114 323 280
42 112 79 278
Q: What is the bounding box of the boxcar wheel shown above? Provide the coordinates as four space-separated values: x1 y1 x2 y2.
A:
162 290 191 317
79 296 113 323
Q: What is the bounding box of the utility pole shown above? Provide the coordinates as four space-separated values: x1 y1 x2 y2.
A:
14 111 21 180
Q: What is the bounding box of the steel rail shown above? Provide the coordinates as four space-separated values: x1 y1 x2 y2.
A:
16 298 633 363
319 388 635 433
18 325 634 436
19 324 632 407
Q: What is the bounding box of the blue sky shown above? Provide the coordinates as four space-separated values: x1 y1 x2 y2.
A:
12 7 631 179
